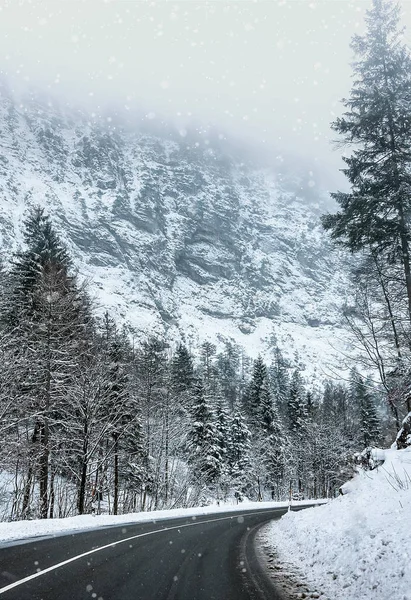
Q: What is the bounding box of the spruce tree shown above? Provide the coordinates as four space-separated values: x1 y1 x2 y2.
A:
229 402 251 474
4 207 71 324
100 317 133 515
245 355 269 427
355 376 381 447
287 369 307 434
170 343 195 413
269 346 289 417
214 397 231 468
170 343 195 394
188 380 222 484
216 342 241 410
135 336 167 457
200 341 217 390
260 392 287 498
322 0 411 324
2 207 87 518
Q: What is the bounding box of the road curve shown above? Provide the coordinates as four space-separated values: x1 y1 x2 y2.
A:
0 506 299 600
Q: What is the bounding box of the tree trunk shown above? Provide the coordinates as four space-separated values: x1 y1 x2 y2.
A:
399 217 411 329
49 464 55 519
39 419 49 519
373 253 402 359
39 320 52 520
78 417 89 515
164 393 170 505
113 433 119 515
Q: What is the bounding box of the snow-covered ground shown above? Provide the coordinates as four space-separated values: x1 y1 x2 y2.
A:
262 447 411 600
0 499 323 547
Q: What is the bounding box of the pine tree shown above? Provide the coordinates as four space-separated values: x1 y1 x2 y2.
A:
287 369 307 434
200 341 217 389
135 336 167 458
170 343 195 413
216 342 241 410
1 207 88 518
269 346 290 417
214 397 231 470
3 207 71 327
100 316 133 515
245 355 269 427
170 344 195 394
322 0 411 324
229 402 251 475
260 392 287 498
355 376 381 447
187 380 222 484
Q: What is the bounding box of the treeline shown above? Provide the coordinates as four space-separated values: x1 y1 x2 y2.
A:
0 207 386 520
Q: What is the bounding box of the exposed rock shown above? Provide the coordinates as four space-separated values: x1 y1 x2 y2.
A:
0 81 351 371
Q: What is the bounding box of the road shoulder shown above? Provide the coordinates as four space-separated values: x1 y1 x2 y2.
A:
256 521 329 600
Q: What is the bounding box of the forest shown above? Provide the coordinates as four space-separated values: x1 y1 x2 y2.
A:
0 207 387 520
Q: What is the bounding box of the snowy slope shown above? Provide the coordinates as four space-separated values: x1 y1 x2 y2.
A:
263 448 411 600
0 80 351 376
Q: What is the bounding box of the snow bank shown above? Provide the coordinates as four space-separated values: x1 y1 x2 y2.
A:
263 447 411 600
0 499 322 546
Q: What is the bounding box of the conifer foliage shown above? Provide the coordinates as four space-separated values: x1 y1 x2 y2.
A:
322 0 411 323
322 0 411 431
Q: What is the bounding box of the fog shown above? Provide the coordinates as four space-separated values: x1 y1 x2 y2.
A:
2 0 411 187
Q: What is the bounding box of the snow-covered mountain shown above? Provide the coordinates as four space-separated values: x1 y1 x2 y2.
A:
0 81 351 378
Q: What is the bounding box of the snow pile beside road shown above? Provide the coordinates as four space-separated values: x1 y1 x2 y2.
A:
0 499 323 546
264 447 411 600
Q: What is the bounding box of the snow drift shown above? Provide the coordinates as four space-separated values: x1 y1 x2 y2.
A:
264 447 411 600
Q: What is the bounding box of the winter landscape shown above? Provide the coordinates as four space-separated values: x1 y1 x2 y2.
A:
0 0 410 599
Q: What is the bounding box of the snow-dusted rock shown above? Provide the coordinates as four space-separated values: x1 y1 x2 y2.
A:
0 81 351 374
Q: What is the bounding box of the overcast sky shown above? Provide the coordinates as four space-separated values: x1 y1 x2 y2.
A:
2 0 411 185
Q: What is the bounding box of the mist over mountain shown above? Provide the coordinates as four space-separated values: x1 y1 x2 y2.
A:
0 80 351 380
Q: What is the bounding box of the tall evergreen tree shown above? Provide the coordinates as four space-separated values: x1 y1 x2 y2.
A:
200 341 217 391
245 355 270 427
269 346 290 418
322 0 411 324
135 336 167 457
214 397 231 472
170 344 194 392
170 343 195 412
229 402 251 475
287 369 307 434
100 316 133 515
3 207 71 327
2 207 87 518
187 381 222 485
216 342 241 410
354 376 381 447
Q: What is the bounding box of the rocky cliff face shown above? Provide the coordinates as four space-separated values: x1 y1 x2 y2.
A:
0 81 350 378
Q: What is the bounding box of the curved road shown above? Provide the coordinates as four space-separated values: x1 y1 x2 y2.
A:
0 506 304 600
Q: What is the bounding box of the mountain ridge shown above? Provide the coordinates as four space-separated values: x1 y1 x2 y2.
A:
0 82 351 379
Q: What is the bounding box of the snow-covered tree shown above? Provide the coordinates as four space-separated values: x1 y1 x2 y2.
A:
170 343 195 396
187 380 222 485
353 375 381 447
322 0 411 326
269 346 290 417
229 402 251 477
245 355 270 427
1 207 89 518
287 369 308 434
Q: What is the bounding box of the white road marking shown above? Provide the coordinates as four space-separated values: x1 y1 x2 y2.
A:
0 509 283 595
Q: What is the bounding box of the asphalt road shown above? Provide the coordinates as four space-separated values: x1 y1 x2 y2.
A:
0 506 301 600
